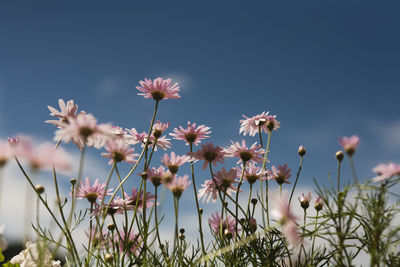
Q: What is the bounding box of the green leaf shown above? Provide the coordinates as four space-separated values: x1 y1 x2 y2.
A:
0 247 4 262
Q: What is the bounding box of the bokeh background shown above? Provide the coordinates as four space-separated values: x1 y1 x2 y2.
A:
1 1 399 263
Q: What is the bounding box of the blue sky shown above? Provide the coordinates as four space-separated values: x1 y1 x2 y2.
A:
1 1 400 244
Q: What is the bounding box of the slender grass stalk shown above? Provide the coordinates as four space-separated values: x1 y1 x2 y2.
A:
235 162 246 240
311 210 319 262
189 143 206 256
289 155 304 206
261 131 272 227
68 145 86 226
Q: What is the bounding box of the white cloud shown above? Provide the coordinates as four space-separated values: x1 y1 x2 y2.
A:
94 75 124 98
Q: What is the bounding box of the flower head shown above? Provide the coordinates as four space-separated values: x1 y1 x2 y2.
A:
116 230 142 257
153 121 170 138
101 139 138 165
12 137 71 171
170 121 211 146
214 167 238 192
267 164 292 185
372 162 400 182
265 114 280 132
189 142 226 169
271 191 302 247
314 196 324 211
124 187 155 210
236 162 266 185
45 99 79 128
208 212 239 238
125 128 171 151
10 241 61 267
147 166 168 186
339 135 360 156
161 151 189 174
55 113 112 150
224 140 264 164
198 173 237 203
298 192 312 210
166 175 191 198
239 111 270 136
75 177 113 203
136 77 180 101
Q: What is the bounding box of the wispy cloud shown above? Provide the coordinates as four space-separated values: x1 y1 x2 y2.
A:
94 75 125 99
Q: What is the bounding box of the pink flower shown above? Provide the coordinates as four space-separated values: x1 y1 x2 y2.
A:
0 140 12 167
214 167 238 192
267 164 292 185
125 128 171 151
189 142 226 169
12 137 71 171
298 192 312 210
147 166 167 186
136 77 180 101
166 175 191 198
198 173 237 203
339 135 360 156
208 212 239 238
239 111 271 136
7 137 19 146
372 162 400 182
124 187 155 210
45 99 79 128
224 140 264 164
265 114 280 132
236 162 266 185
101 139 138 165
75 177 113 203
271 191 302 247
85 227 108 248
170 121 211 146
110 126 127 140
116 230 142 257
161 151 189 174
314 196 324 211
153 121 170 138
55 113 112 150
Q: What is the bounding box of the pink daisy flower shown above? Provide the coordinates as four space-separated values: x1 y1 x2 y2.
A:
189 142 226 169
265 114 280 132
271 191 302 247
101 139 138 165
372 162 400 182
239 111 271 136
0 140 12 167
153 121 170 138
136 77 180 101
214 167 238 192
208 212 239 238
267 164 292 185
125 128 171 151
116 230 142 257
110 126 126 140
45 99 79 128
314 196 324 211
224 140 264 164
75 177 113 203
7 137 19 146
161 151 189 174
55 113 112 150
198 174 237 203
147 166 167 186
12 137 71 171
166 175 191 198
298 192 312 210
339 135 360 156
236 162 266 185
124 187 155 210
170 121 211 146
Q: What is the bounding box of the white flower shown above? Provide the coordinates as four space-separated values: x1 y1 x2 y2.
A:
10 241 59 267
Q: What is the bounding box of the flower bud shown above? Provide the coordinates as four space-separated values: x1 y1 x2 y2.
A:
105 254 114 263
35 184 45 194
251 198 258 205
107 223 115 231
70 178 77 185
179 228 185 234
335 151 344 162
224 229 233 240
298 145 306 157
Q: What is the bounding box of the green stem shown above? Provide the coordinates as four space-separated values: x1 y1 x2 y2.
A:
235 162 246 241
189 143 206 256
69 145 86 226
289 156 303 206
261 131 272 227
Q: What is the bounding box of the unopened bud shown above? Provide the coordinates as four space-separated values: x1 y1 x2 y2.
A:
35 184 45 194
248 217 257 233
224 229 233 240
107 223 115 231
162 171 174 184
105 254 113 263
335 151 344 162
251 198 258 205
199 208 203 215
140 172 148 180
298 145 306 157
179 233 185 241
70 178 77 185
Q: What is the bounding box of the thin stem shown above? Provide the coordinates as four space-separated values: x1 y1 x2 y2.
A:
289 155 304 206
246 183 253 218
86 203 94 266
235 162 246 241
337 159 344 266
261 131 272 227
69 145 86 226
189 143 206 256
349 156 358 184
311 211 319 262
